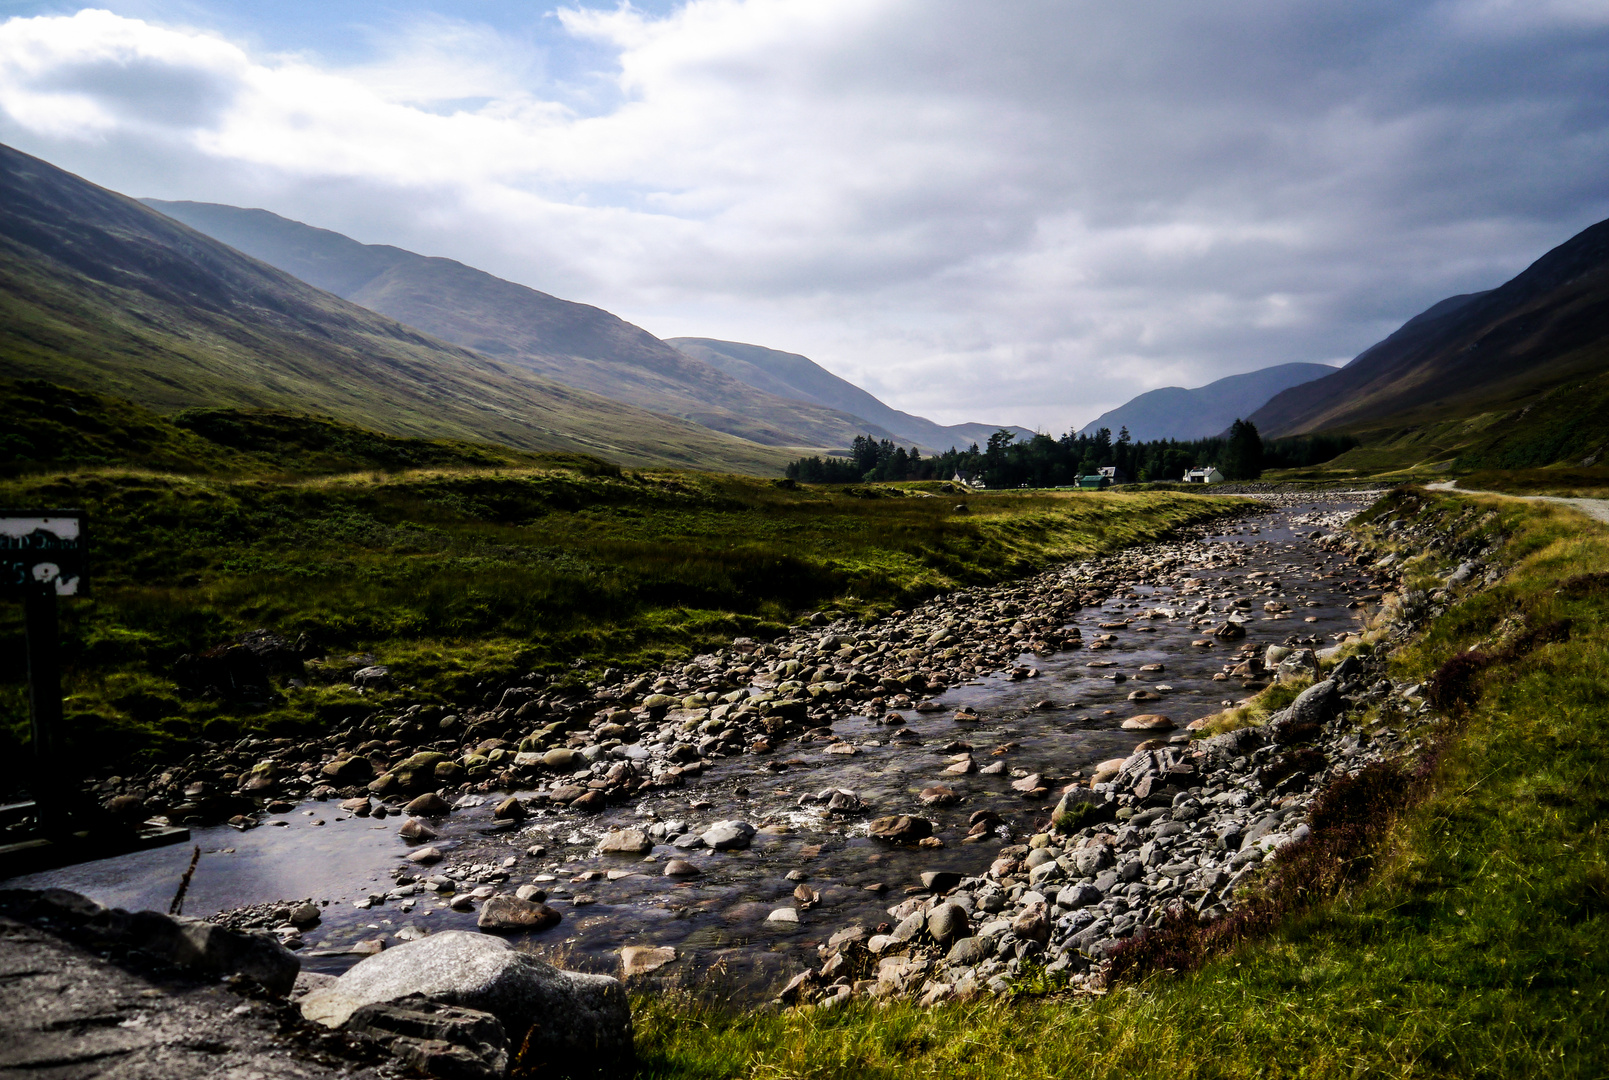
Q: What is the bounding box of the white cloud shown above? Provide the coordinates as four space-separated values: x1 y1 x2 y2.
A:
1 2 1607 431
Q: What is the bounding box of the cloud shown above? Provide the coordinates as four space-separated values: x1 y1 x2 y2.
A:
1 2 1607 431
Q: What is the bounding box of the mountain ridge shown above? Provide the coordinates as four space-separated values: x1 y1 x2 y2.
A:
666 337 1033 451
1247 216 1609 437
0 142 793 473
143 200 917 452
1072 362 1338 442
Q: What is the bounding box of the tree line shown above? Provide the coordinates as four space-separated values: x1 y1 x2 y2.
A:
784 423 1357 487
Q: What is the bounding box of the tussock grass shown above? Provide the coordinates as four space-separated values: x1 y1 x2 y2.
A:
627 488 1609 1079
0 461 1236 770
1458 466 1609 498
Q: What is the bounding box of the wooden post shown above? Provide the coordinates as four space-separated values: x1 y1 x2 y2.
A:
24 584 64 832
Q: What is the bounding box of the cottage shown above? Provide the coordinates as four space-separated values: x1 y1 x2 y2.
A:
1076 474 1110 490
1097 466 1128 484
1183 467 1225 484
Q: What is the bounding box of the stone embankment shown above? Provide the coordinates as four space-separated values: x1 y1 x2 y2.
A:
783 489 1507 1008
0 887 632 1079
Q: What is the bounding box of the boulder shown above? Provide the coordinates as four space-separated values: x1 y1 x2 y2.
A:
476 895 562 934
700 820 756 851
543 748 581 771
322 756 373 783
620 946 677 978
299 931 631 1074
1011 901 1051 945
345 994 508 1080
352 665 392 690
946 936 994 966
123 909 299 995
926 902 970 944
1120 713 1175 732
404 793 452 816
868 815 933 844
599 829 653 855
398 817 438 842
1269 679 1341 737
663 859 701 877
289 902 322 928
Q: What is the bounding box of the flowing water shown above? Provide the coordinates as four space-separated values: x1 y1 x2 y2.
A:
11 495 1378 1000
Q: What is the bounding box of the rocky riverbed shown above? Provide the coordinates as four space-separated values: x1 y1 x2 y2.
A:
15 491 1463 1005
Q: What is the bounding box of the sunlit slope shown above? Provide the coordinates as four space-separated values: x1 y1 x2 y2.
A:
0 143 792 473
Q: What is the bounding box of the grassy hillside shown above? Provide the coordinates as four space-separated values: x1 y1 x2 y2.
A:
0 378 567 478
145 200 912 452
631 486 1609 1079
0 143 792 474
1262 364 1609 481
0 422 1237 767
667 337 1030 452
1248 216 1609 442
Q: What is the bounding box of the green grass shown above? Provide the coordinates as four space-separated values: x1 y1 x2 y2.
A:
0 169 797 473
1267 367 1609 483
0 449 1237 771
1456 466 1609 498
623 488 1609 1079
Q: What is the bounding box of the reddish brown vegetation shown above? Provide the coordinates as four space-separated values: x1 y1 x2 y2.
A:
1104 759 1420 985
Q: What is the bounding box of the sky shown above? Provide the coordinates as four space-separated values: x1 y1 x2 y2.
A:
1 1 1607 434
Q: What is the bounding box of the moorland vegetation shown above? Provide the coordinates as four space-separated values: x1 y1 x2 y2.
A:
628 486 1609 1079
0 378 1240 772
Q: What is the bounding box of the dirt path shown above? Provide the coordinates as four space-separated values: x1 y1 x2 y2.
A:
1425 480 1609 525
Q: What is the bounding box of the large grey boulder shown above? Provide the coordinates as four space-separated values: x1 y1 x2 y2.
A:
300 931 631 1074
11 889 303 997
345 994 508 1080
124 912 300 996
1268 679 1341 739
1195 725 1268 767
700 820 756 851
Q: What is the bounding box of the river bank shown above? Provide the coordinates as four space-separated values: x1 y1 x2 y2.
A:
12 492 1399 1002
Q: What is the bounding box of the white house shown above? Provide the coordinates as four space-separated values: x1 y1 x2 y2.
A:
1183 467 1225 484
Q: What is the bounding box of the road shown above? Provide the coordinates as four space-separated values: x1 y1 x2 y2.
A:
1425 480 1609 525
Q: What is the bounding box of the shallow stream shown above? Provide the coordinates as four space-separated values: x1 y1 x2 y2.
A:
12 495 1378 1000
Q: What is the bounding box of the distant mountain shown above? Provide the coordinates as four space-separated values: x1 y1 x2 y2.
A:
1248 216 1609 437
667 338 1033 452
1075 363 1337 442
0 142 792 473
144 200 910 452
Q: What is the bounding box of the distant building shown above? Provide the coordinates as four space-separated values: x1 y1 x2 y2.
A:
1097 466 1128 484
952 471 985 489
1076 474 1110 489
1183 467 1225 484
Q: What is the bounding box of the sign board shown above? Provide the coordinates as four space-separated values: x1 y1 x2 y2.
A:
1 510 87 598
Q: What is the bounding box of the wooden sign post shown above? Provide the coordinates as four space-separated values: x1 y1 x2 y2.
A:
2 510 87 835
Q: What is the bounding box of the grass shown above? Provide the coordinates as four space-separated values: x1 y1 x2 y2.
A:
0 170 796 473
1264 366 1609 484
0 440 1238 772
622 487 1609 1079
1457 467 1609 498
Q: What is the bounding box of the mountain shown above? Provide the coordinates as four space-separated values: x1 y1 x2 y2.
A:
1248 216 1609 438
0 142 792 473
143 200 910 452
1073 362 1338 442
667 337 1033 451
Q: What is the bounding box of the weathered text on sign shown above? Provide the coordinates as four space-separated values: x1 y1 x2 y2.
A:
1 511 87 597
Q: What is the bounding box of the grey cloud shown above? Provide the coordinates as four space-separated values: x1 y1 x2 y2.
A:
2 1 1607 430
